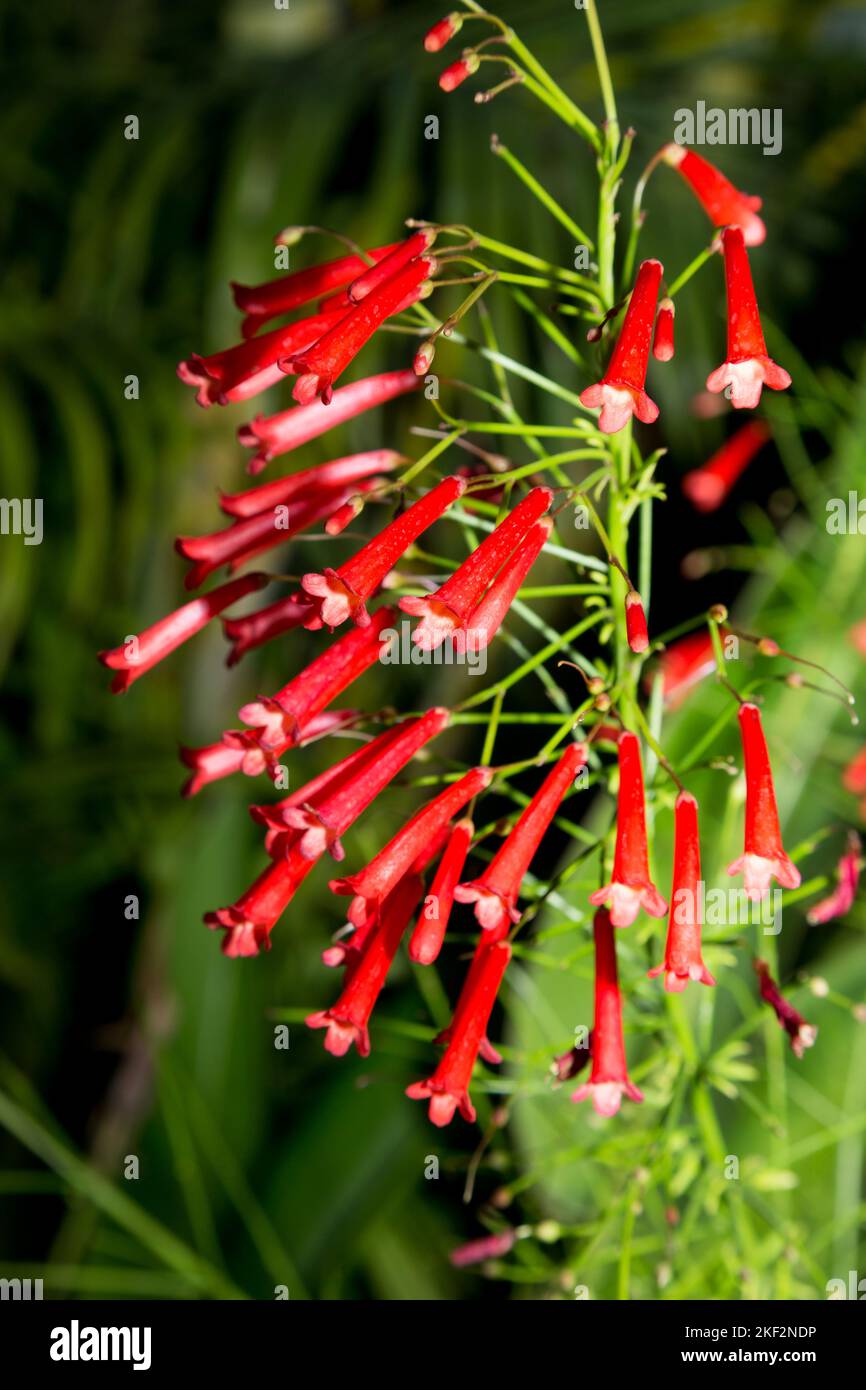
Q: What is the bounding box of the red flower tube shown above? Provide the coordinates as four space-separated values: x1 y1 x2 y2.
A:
425 13 463 52
806 832 861 926
754 959 817 1058
682 420 771 513
347 231 436 303
231 243 398 338
706 227 791 410
222 591 312 666
571 908 644 1117
330 767 492 925
181 710 359 796
409 816 475 964
98 571 267 693
589 731 668 927
399 486 553 649
238 604 396 753
579 259 663 434
662 145 766 247
439 54 480 92
450 1231 515 1269
454 517 552 654
653 631 715 709
239 369 421 474
301 474 466 629
455 742 588 934
727 702 801 899
177 308 347 408
652 297 675 362
648 791 715 992
219 449 401 520
625 589 649 654
206 847 317 958
288 255 436 405
406 937 511 1125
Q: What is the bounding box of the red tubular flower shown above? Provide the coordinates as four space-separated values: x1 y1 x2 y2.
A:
325 495 365 535
649 791 715 992
238 604 396 753
706 227 791 409
307 870 425 1057
450 1230 515 1268
662 145 766 247
406 937 511 1125
453 517 552 654
727 702 801 899
330 767 492 925
239 369 421 474
571 908 644 1117
455 742 588 934
180 710 359 797
222 591 312 666
287 256 436 405
207 847 317 957
843 747 866 796
231 244 398 338
424 13 463 52
399 486 553 649
754 959 817 1058
652 297 675 362
347 231 436 303
176 308 347 408
219 449 401 520
409 816 475 964
590 731 668 927
682 420 770 512
806 832 861 925
579 259 663 434
653 631 715 709
301 474 466 629
625 589 649 654
439 54 480 92
98 572 267 693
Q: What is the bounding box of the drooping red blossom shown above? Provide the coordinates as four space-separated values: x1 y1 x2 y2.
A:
452 517 552 654
806 832 861 925
287 255 436 405
625 589 649 654
330 767 492 926
706 227 791 410
306 870 425 1056
571 908 644 1117
409 816 475 964
753 959 817 1058
206 848 317 958
348 231 436 303
222 591 312 666
239 369 421 474
652 297 675 362
180 710 359 796
424 13 463 52
450 1230 515 1268
439 54 480 92
238 604 396 753
590 731 668 927
551 1033 592 1084
727 702 801 899
400 487 552 649
682 420 770 512
219 449 402 520
649 791 715 992
455 742 588 934
301 474 466 629
406 937 511 1125
662 145 766 247
653 631 716 709
98 572 267 693
843 747 866 795
579 259 663 434
177 308 348 408
231 244 398 338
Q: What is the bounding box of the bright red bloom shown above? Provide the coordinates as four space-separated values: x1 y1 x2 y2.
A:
727 702 801 899
579 259 663 434
409 816 475 964
425 13 463 52
301 474 466 629
219 449 401 520
330 767 492 925
406 937 511 1125
98 572 267 693
238 605 396 753
653 631 715 709
571 908 644 1117
439 54 480 92
176 308 346 408
348 231 436 303
682 420 770 512
455 742 588 934
590 731 668 927
625 589 649 654
287 256 436 405
662 145 766 247
453 517 552 654
843 747 866 795
649 791 715 992
181 710 358 796
706 227 791 409
806 832 861 925
206 847 317 958
652 297 675 362
325 495 365 535
239 369 421 474
231 244 398 338
754 959 817 1058
450 1230 515 1268
399 486 553 649
222 591 312 666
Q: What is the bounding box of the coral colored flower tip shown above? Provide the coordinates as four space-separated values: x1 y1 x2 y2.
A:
726 702 801 899
571 909 643 1117
652 298 675 362
663 144 766 246
589 731 667 927
706 228 791 410
580 259 662 434
648 791 716 993
439 53 480 92
625 589 649 654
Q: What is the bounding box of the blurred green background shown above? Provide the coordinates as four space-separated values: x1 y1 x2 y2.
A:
2 0 866 1300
